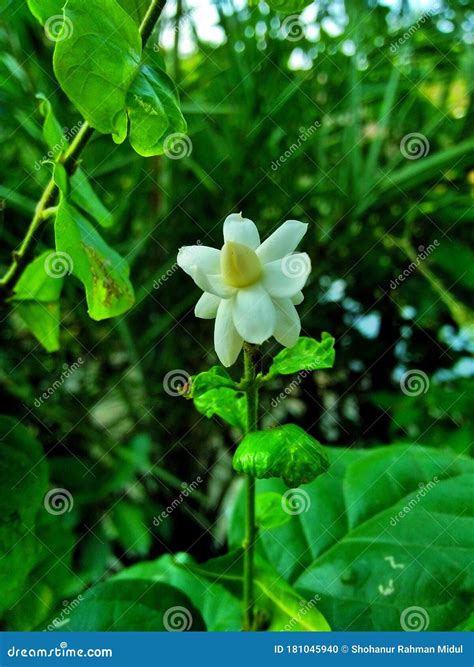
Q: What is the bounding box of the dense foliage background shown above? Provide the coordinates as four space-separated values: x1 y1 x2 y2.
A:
0 0 472 632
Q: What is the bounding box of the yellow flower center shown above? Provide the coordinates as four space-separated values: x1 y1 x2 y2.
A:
220 241 262 288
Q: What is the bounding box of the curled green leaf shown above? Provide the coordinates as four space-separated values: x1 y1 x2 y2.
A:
233 424 330 487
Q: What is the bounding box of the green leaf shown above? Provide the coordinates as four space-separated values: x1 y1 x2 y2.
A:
0 417 48 615
266 0 313 12
53 0 141 141
191 366 236 396
27 0 61 24
52 2 187 156
55 201 135 320
10 251 64 352
194 387 246 430
36 93 64 150
183 551 331 631
268 334 335 376
256 492 291 530
70 169 114 228
231 445 474 631
61 579 205 631
125 48 187 157
113 553 241 631
233 424 330 486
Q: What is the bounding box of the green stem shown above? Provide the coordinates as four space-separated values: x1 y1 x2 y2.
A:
242 344 259 631
0 0 168 298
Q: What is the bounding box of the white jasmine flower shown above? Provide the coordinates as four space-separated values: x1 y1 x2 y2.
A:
177 213 311 367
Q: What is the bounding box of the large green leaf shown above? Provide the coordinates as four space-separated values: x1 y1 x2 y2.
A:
184 550 331 631
233 424 330 486
10 250 64 352
0 417 49 615
55 201 135 320
28 0 149 25
52 1 186 156
62 579 205 631
53 0 141 141
231 445 474 631
113 554 241 631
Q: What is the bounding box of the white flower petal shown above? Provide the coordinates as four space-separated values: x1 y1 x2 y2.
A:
195 292 220 319
194 268 237 299
262 254 311 298
291 291 304 305
214 298 243 367
223 213 260 249
256 220 308 264
232 284 276 344
273 298 301 347
177 245 221 278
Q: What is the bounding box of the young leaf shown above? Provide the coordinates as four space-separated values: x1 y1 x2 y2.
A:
36 93 64 150
191 366 236 397
53 0 141 141
233 424 330 487
268 333 335 376
125 48 187 157
194 387 247 431
10 250 64 352
55 201 135 320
